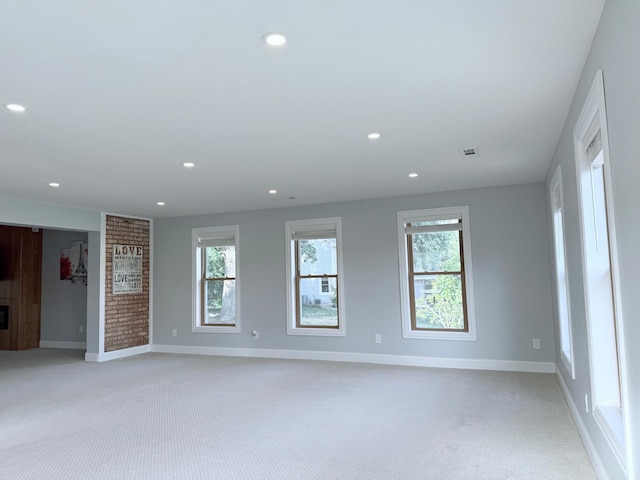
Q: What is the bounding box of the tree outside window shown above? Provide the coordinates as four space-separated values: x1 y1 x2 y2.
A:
203 245 236 325
192 225 240 333
408 221 466 331
398 207 476 340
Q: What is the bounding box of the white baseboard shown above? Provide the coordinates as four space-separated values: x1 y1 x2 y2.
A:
85 344 151 363
85 352 99 362
151 344 555 373
555 366 610 480
40 340 86 350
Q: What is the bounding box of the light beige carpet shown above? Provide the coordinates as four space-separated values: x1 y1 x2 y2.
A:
0 349 595 479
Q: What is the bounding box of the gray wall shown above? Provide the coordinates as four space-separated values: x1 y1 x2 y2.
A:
41 229 88 343
545 0 639 477
1 198 102 356
154 183 555 363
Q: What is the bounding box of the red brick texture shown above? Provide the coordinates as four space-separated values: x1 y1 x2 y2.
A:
104 215 150 352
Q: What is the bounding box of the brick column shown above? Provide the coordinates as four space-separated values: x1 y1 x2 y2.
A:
104 215 150 352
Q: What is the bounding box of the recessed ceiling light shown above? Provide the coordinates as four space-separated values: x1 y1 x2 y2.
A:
263 32 287 46
5 104 27 113
157 201 165 206
367 133 381 140
182 162 195 168
409 173 418 178
48 182 60 188
269 189 277 194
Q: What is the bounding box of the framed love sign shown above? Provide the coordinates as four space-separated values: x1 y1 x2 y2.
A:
112 245 143 294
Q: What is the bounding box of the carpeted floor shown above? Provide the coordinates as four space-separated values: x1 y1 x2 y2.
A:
0 349 595 479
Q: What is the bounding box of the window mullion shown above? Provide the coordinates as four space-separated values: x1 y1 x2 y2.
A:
413 270 462 276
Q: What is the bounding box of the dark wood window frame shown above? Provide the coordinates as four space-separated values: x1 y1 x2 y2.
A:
406 219 469 333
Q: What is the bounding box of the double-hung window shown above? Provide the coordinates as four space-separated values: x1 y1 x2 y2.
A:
549 165 575 378
398 206 476 340
285 218 345 336
192 225 240 333
574 70 628 466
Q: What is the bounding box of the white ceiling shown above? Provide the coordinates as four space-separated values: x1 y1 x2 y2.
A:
1 0 605 219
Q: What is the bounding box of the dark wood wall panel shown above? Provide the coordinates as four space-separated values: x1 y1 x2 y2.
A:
19 228 42 349
0 226 42 350
0 227 21 350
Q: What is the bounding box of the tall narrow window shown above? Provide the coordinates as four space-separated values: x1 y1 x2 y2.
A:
192 226 240 333
574 70 628 466
549 166 575 378
398 206 476 340
285 218 345 336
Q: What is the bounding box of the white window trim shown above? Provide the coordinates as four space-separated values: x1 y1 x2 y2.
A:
397 206 476 341
573 69 629 471
285 217 345 337
191 225 241 334
549 165 575 379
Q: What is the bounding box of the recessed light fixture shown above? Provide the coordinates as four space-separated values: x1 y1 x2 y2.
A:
182 162 195 168
367 133 381 140
157 201 165 206
409 173 418 178
263 32 287 46
48 182 60 188
5 104 27 113
269 189 277 195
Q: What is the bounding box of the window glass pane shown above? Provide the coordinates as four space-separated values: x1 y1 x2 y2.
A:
413 274 464 329
205 246 235 278
554 206 571 356
411 219 459 227
204 279 236 325
299 277 338 327
411 231 461 272
298 239 337 276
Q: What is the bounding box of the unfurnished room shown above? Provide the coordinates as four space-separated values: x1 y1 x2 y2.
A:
0 1 638 479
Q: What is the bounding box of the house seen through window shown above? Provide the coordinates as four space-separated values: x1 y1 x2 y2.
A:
285 218 345 336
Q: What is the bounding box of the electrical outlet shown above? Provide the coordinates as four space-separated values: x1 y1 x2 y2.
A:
172 329 177 337
374 334 382 344
532 338 540 349
79 325 83 333
252 330 259 340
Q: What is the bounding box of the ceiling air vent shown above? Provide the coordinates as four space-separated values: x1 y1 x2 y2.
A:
459 147 480 158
